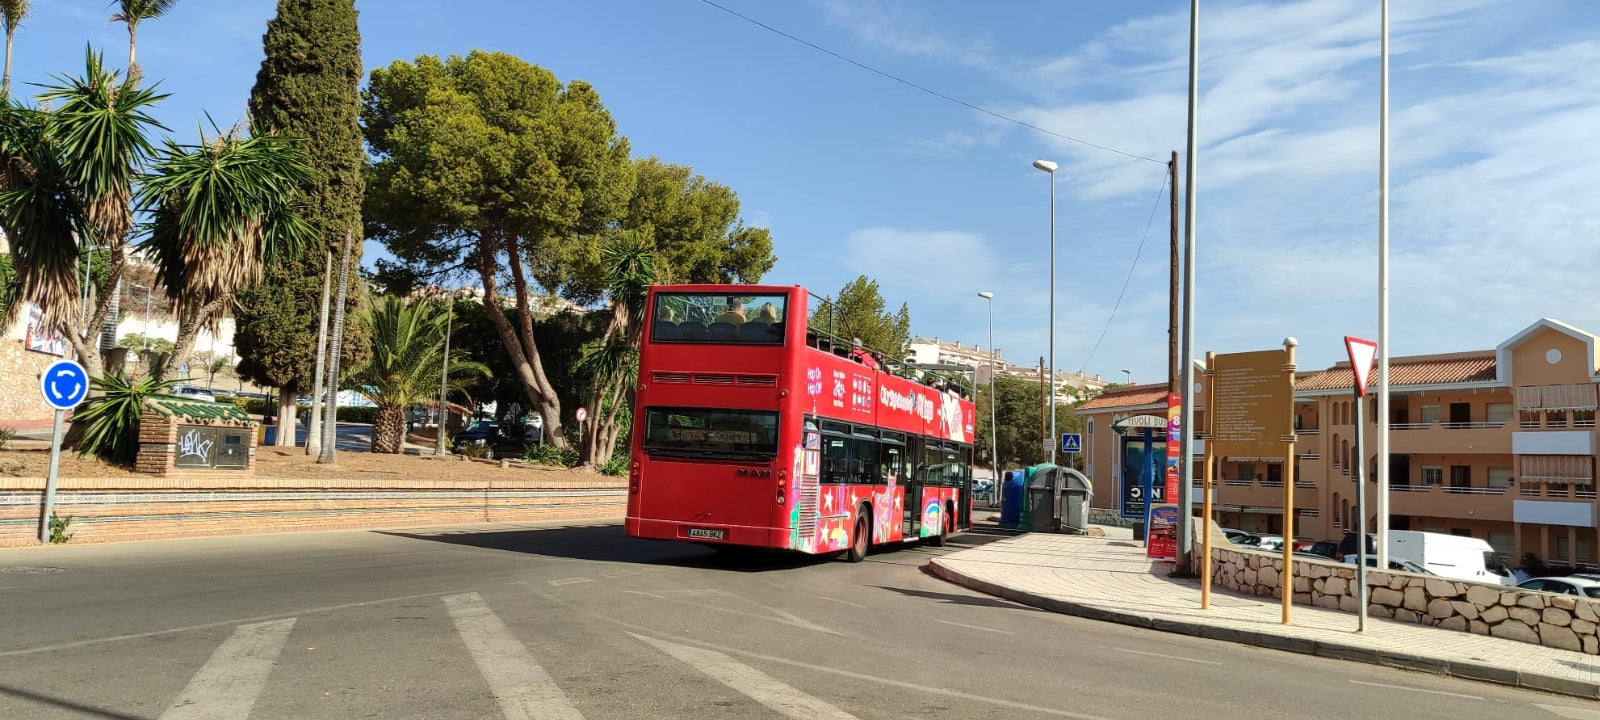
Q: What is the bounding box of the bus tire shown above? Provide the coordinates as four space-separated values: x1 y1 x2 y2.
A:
846 510 870 563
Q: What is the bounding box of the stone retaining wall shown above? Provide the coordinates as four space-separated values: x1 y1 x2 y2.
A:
1212 545 1600 654
1089 507 1137 528
0 474 628 547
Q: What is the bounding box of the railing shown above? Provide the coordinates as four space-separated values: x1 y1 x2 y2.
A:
1578 419 1597 428
1579 490 1598 500
1297 428 1320 436
1298 452 1319 460
1224 479 1252 487
1442 421 1507 429
1261 480 1284 488
1299 508 1320 517
1391 422 1432 431
1295 481 1317 489
1521 420 1540 429
1442 486 1507 495
1390 484 1434 492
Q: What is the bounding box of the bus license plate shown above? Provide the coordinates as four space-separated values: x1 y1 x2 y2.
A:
687 528 725 540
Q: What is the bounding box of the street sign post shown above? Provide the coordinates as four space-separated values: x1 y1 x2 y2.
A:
39 359 89 544
1060 433 1081 454
575 407 588 424
1345 335 1378 633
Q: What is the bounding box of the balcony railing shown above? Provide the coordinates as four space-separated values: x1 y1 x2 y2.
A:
1261 480 1284 488
1391 484 1434 492
1442 486 1507 495
1224 479 1252 487
1392 422 1432 431
1442 421 1508 429
1580 490 1599 500
1298 452 1319 460
1295 481 1317 489
1297 428 1320 436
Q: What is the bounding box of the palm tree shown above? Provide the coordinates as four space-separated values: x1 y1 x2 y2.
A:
204 353 228 390
137 125 313 382
0 50 166 379
352 295 488 454
110 0 177 83
0 0 29 94
576 231 658 467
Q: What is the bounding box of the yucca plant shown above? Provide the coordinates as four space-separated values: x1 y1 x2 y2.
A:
72 370 179 464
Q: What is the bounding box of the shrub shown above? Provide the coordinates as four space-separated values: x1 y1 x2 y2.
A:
597 453 629 477
48 512 73 544
457 442 489 459
524 443 578 468
0 425 14 450
336 406 378 424
74 372 181 464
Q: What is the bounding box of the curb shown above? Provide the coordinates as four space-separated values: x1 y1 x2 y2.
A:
926 558 1600 702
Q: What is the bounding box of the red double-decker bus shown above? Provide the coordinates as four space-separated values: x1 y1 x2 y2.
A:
625 284 976 561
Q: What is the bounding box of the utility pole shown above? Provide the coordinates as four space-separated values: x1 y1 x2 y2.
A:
1038 357 1047 460
318 231 353 465
436 291 455 456
1169 152 1190 575
306 251 333 457
1178 0 1202 583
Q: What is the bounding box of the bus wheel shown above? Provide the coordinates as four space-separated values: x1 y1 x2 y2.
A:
928 503 955 547
846 512 869 563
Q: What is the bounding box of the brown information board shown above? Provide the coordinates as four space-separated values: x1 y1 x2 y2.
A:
1210 349 1292 459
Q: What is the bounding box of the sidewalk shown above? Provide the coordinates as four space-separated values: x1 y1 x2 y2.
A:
929 530 1600 700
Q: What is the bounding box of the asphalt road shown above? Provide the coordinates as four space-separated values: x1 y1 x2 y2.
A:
1 518 1595 720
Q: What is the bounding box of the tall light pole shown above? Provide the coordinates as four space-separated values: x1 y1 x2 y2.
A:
1178 0 1202 577
1033 159 1058 465
1376 0 1392 569
1122 369 1132 386
436 290 455 456
978 291 997 505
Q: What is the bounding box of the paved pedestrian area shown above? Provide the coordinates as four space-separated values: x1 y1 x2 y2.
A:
929 530 1600 700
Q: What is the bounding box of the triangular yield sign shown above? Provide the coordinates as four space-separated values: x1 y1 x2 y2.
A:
1344 336 1378 397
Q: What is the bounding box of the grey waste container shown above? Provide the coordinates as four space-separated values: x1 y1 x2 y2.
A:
1027 470 1059 532
1025 465 1095 534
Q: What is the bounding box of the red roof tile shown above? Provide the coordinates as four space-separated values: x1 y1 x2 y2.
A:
1295 351 1497 392
1080 385 1169 410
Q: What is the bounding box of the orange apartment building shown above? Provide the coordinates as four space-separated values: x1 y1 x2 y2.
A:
1078 318 1600 570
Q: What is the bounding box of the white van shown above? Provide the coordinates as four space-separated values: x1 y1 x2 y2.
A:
1388 531 1516 587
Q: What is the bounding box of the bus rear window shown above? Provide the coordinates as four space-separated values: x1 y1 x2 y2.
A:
644 407 780 459
651 293 786 344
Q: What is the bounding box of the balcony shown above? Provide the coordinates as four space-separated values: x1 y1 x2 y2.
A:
1388 422 1512 455
1389 484 1513 521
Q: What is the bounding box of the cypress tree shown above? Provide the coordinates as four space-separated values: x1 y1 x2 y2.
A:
233 0 367 441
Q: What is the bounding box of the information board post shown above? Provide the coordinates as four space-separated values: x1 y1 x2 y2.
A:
1201 352 1215 609
38 359 89 544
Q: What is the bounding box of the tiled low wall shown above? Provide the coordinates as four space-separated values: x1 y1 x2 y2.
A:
0 475 628 547
1212 544 1600 655
1089 507 1137 528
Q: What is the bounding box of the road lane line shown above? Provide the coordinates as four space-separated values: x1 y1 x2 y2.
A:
1108 647 1219 665
1347 679 1481 700
771 608 843 636
816 596 866 609
444 592 584 720
548 577 594 586
630 633 859 720
938 619 1013 635
158 618 296 720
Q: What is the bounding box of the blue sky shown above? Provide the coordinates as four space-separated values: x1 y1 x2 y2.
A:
12 1 1600 383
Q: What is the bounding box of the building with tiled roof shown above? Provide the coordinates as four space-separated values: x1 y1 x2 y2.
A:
906 335 1108 402
1075 318 1600 571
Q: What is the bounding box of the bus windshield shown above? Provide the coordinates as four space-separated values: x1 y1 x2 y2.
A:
651 292 787 344
643 407 780 459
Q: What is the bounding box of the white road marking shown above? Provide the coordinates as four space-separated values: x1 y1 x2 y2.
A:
623 590 666 599
616 589 841 635
938 619 1013 635
1536 703 1600 719
1348 679 1481 700
644 632 1116 720
631 633 860 720
158 618 296 720
548 577 593 586
816 596 866 609
444 593 584 720
1108 646 1220 665
771 608 843 636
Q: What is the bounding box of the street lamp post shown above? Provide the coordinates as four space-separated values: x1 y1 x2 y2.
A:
1122 369 1132 386
978 291 997 506
1033 159 1058 465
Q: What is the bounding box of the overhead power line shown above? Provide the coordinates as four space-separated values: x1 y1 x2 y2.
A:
697 0 1166 165
1078 171 1170 373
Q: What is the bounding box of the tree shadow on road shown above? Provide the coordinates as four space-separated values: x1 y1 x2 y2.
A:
376 523 837 574
0 683 145 720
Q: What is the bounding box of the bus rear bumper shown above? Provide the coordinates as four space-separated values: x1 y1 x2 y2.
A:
627 517 787 549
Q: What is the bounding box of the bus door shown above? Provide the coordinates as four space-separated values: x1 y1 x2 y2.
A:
903 436 926 537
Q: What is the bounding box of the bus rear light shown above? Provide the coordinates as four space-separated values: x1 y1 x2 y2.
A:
629 460 642 493
776 490 785 505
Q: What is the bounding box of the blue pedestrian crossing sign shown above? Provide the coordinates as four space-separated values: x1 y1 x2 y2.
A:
1060 433 1083 454
40 359 89 411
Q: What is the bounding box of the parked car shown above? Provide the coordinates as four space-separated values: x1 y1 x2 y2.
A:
450 420 542 459
1254 535 1286 551
173 385 216 403
1517 577 1600 599
1305 540 1342 559
1338 555 1435 574
1221 528 1254 544
1571 573 1600 583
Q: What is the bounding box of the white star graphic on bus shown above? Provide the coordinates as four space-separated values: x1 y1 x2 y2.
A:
822 493 832 512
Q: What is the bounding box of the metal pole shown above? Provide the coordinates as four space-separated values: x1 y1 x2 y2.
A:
1047 169 1057 466
1200 351 1215 609
1376 0 1391 570
1282 337 1298 625
39 409 64 544
436 292 454 456
1354 386 1369 632
1178 0 1201 578
987 295 997 505
306 251 333 456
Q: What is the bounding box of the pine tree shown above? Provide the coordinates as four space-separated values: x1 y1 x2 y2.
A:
232 0 367 444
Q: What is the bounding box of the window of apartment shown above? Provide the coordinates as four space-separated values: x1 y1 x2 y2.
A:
1581 537 1593 565
1489 532 1515 559
1486 402 1513 425
1422 467 1444 486
1547 410 1569 428
1451 529 1474 538
1576 409 1596 428
1450 465 1471 488
1488 467 1514 489
1557 536 1571 562
1420 404 1441 424
1238 463 1256 483
1520 410 1541 429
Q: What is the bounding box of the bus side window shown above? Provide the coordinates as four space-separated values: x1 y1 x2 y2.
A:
822 438 846 484
846 436 877 485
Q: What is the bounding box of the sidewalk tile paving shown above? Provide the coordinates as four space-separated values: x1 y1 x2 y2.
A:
930 530 1600 700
